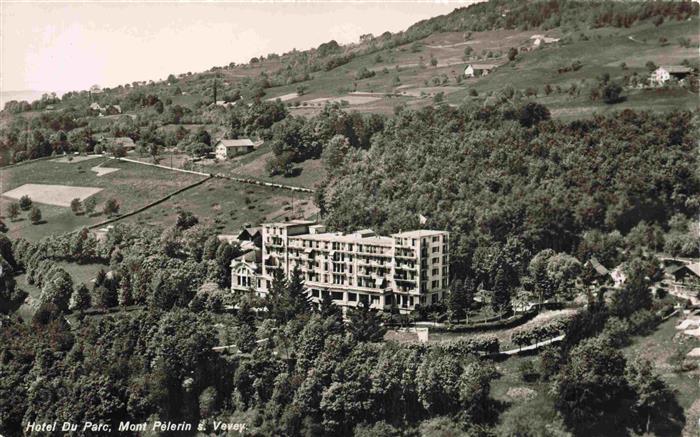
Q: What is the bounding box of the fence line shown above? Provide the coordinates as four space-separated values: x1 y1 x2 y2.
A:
109 156 211 177
112 156 315 193
86 176 212 230
214 173 315 193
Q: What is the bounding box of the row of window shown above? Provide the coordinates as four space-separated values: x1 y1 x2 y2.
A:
235 275 258 288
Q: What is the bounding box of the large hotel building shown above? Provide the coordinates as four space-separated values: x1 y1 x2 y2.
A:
231 220 449 312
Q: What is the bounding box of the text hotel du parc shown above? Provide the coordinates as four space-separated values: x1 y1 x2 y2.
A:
24 420 246 433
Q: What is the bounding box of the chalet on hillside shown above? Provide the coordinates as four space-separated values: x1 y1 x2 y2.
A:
665 261 700 299
464 63 497 78
650 65 694 86
669 262 700 284
215 139 255 159
90 103 122 115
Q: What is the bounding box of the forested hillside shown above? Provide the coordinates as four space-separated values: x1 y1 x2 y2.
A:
1 2 700 436
317 105 699 278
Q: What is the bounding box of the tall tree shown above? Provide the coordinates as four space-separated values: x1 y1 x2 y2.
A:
287 266 312 319
626 359 684 435
447 279 466 321
555 337 633 435
69 283 91 312
491 266 512 318
347 301 385 342
267 267 289 322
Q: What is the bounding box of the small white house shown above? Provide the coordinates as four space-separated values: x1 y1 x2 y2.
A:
531 35 560 47
214 100 236 108
215 139 255 160
610 266 627 289
650 65 693 86
464 64 498 78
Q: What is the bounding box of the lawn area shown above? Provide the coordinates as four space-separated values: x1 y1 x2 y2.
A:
544 87 698 121
122 176 318 234
0 157 207 240
622 314 700 432
14 261 106 322
488 312 700 435
201 143 327 190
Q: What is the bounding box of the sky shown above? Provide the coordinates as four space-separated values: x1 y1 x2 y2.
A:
1 1 477 96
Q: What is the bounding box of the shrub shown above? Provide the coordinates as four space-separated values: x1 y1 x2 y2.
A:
19 195 32 211
29 207 42 225
518 102 551 127
70 198 82 215
518 359 540 382
103 198 120 217
628 309 659 335
7 203 20 221
84 197 97 216
602 83 623 104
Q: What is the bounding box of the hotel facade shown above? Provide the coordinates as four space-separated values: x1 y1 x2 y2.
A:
231 220 449 312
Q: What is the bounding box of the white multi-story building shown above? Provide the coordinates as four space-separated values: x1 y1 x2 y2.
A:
233 220 449 312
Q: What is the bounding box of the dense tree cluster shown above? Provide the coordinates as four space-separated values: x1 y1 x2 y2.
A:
1 223 504 436
265 102 385 176
318 105 698 282
403 0 698 37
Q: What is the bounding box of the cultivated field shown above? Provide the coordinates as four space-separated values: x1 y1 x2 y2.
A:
2 184 103 207
208 17 698 118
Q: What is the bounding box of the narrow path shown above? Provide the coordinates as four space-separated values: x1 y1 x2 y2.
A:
497 334 565 356
112 155 314 193
212 337 269 352
215 173 314 193
425 41 475 49
109 156 210 177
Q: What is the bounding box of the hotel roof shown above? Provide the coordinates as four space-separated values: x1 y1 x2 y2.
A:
263 219 316 228
292 232 394 246
392 230 447 238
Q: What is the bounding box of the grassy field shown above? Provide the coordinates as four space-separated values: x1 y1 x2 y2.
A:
201 143 326 190
15 261 106 322
122 176 318 234
622 314 700 434
0 156 206 240
487 313 700 435
0 151 320 240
